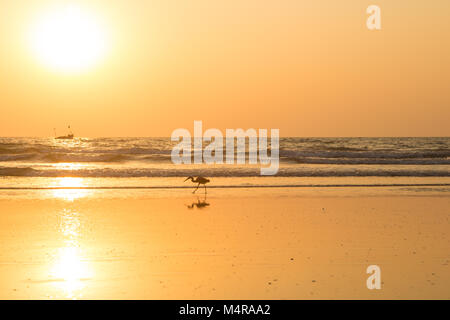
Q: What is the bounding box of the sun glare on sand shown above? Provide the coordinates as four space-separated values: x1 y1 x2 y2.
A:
29 5 108 72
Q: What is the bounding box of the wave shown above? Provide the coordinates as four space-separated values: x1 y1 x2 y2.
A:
0 150 449 165
279 149 450 160
1 166 449 177
281 156 450 165
0 153 172 163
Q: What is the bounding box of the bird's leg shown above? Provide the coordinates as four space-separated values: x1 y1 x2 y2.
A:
204 184 207 194
193 183 200 193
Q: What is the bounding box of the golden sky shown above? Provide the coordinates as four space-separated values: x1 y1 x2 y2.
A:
0 0 449 137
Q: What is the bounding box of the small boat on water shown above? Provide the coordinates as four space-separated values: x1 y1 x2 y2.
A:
54 126 74 140
55 133 74 140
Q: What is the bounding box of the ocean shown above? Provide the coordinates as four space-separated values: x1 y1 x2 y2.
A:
0 137 449 176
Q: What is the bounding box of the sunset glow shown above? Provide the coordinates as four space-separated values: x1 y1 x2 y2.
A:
0 0 449 302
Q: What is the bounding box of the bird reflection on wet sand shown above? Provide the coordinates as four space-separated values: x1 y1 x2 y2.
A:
186 195 210 209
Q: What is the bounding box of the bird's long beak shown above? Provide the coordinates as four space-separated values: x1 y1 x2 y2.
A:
184 177 189 182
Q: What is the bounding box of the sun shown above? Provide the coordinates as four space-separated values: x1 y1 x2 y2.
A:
30 5 108 72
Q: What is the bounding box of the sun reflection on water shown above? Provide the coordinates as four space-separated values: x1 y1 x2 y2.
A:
52 177 90 201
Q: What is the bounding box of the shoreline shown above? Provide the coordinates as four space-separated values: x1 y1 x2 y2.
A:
1 182 450 189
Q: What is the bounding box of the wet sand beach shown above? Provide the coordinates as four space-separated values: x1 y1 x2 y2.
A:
0 184 448 299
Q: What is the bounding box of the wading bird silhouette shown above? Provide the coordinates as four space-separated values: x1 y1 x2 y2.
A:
184 176 210 194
